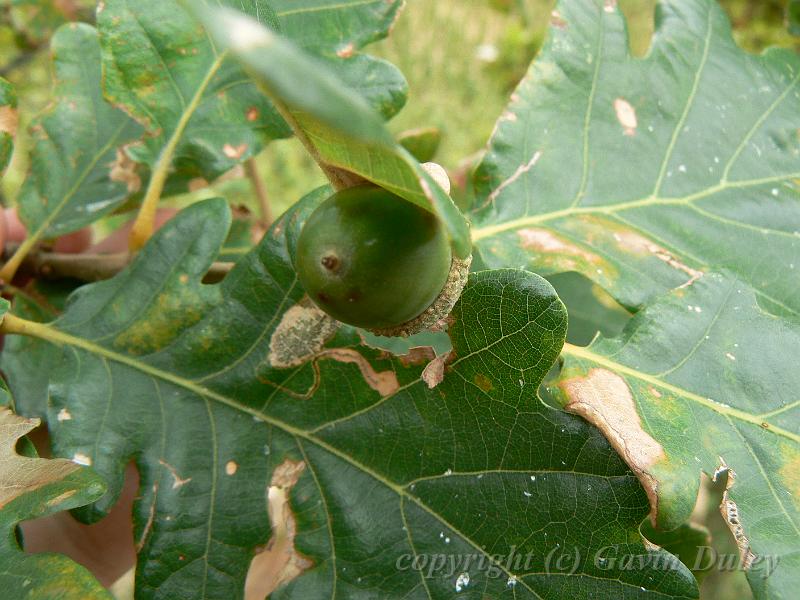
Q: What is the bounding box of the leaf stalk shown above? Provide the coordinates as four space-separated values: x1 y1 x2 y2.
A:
127 52 228 252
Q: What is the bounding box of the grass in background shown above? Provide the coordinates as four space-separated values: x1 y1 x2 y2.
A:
371 1 525 169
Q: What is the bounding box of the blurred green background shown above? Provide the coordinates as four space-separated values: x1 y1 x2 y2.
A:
1 2 797 597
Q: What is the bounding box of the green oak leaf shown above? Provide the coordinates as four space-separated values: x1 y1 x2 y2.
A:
0 397 109 599
3 22 143 281
98 0 407 187
199 4 471 259
0 77 16 175
2 280 77 417
16 22 143 235
552 271 800 599
470 0 800 316
4 197 698 599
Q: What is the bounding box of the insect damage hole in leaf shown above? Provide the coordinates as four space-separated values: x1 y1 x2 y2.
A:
614 97 638 136
317 348 400 397
713 460 757 571
268 299 340 369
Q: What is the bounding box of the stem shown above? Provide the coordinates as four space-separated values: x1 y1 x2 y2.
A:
1 120 133 283
4 246 234 284
265 92 362 191
128 52 228 253
2 313 44 337
244 157 272 227
0 235 39 284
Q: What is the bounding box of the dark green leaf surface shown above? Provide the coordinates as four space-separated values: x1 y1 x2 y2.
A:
471 0 800 315
16 23 143 238
0 77 15 175
553 272 800 599
201 5 472 258
640 521 711 582
98 0 407 185
0 396 109 599
1 280 76 417
13 198 698 599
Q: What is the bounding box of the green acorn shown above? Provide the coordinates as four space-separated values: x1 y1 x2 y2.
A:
296 184 462 333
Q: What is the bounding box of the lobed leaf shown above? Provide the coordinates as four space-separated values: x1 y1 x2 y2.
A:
5 197 698 599
15 22 143 239
553 272 800 599
0 382 109 599
98 0 408 188
471 0 800 315
199 5 472 258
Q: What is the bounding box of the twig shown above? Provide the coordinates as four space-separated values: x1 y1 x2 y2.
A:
3 247 234 284
244 157 272 227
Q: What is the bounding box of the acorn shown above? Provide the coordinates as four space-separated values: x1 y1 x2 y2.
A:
296 183 469 335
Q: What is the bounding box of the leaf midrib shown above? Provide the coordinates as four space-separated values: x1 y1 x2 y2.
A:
562 343 800 444
13 317 545 597
471 172 800 241
470 0 800 322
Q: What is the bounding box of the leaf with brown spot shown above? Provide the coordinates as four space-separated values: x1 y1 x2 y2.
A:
559 368 665 522
0 386 109 599
421 352 448 389
472 0 800 317
98 0 408 190
244 458 311 599
13 24 142 243
1 192 698 598
268 300 339 368
554 271 800 598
